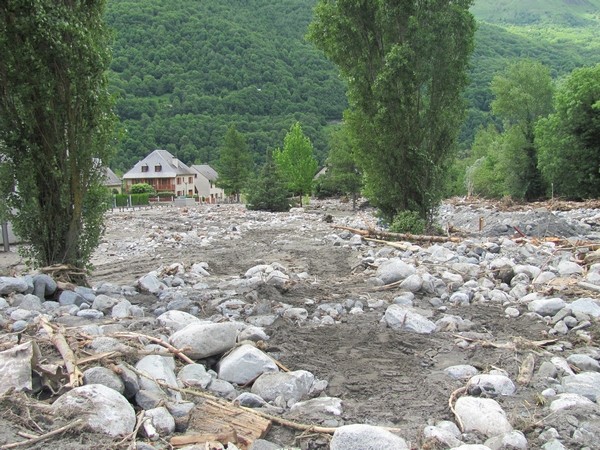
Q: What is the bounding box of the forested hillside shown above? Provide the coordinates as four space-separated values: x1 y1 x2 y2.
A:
105 0 600 172
105 0 346 170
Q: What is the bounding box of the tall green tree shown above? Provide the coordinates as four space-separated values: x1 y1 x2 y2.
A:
308 0 475 221
216 124 254 201
318 123 362 209
0 0 116 270
536 64 600 199
490 59 554 199
273 122 318 205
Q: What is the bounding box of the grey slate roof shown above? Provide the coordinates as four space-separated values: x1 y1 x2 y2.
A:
103 167 121 186
123 150 195 179
191 164 219 181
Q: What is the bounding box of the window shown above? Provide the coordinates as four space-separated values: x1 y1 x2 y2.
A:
188 176 193 184
155 164 162 172
141 164 149 173
177 177 181 184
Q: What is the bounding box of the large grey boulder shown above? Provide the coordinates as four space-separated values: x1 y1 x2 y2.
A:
0 276 28 295
383 304 436 334
32 274 57 299
51 384 135 437
329 424 408 450
177 364 212 389
157 310 204 331
376 258 416 285
561 371 600 401
135 355 180 400
527 298 566 316
137 273 167 294
217 344 278 385
467 374 516 396
454 396 512 437
251 370 314 403
169 321 244 359
570 298 600 318
83 366 125 395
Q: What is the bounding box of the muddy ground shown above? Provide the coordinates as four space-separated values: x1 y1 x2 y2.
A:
0 199 599 449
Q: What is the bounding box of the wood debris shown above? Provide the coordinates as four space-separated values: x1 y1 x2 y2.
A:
332 225 462 244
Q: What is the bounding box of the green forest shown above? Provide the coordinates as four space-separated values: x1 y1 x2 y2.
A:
105 0 600 184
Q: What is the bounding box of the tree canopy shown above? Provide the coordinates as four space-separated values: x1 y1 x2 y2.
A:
273 122 318 204
309 0 476 220
0 0 116 270
536 63 600 199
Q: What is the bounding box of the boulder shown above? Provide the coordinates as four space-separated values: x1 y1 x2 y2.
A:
169 321 244 359
51 384 135 437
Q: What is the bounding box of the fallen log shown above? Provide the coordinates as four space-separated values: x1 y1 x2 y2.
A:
332 225 461 243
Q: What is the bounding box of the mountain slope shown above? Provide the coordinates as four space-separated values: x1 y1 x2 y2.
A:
471 0 600 26
105 0 600 172
106 0 345 170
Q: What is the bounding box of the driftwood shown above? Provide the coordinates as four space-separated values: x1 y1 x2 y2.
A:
112 331 195 364
517 353 536 386
577 281 600 294
38 318 83 387
333 225 461 243
0 419 83 449
448 386 467 432
171 431 241 447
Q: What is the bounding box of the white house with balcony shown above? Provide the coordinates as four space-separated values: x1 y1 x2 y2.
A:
122 150 196 196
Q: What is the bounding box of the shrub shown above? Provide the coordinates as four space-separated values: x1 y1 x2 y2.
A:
130 183 155 194
389 210 426 235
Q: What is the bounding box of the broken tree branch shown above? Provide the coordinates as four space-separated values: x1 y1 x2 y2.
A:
38 318 83 387
0 419 83 449
333 225 462 243
112 332 195 364
448 386 466 433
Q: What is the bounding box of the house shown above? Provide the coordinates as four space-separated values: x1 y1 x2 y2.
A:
191 164 225 203
103 167 122 193
122 150 196 196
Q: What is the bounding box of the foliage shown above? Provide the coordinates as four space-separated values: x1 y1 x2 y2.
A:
0 0 116 269
245 150 290 212
273 122 318 204
97 0 600 177
315 123 362 207
389 211 426 235
104 0 347 171
216 125 254 200
115 193 149 207
309 0 476 221
536 63 600 199
129 183 155 194
489 59 554 199
465 125 506 198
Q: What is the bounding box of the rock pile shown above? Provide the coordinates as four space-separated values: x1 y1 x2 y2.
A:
0 199 600 449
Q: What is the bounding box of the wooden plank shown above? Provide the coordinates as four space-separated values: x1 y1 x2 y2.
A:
172 399 271 449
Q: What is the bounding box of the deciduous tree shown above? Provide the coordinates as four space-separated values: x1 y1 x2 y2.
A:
273 122 318 205
308 0 475 221
0 0 116 270
536 63 600 199
490 59 553 199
